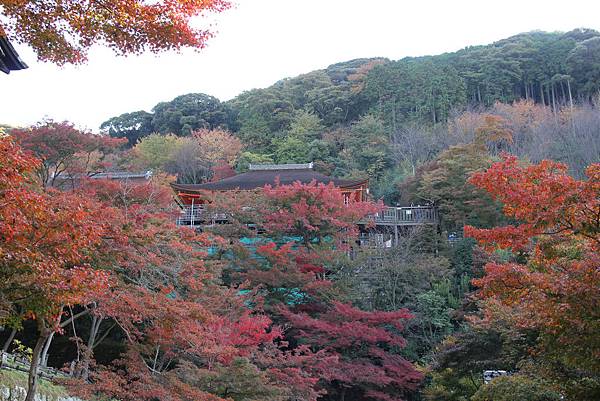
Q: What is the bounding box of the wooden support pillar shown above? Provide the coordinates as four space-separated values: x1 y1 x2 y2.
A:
394 225 399 247
190 198 195 228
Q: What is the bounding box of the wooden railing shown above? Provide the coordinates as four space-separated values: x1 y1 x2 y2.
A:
177 205 438 227
362 206 438 225
0 352 69 380
176 206 227 226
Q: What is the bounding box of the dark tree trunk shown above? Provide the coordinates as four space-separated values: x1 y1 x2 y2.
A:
551 83 557 114
560 81 566 105
2 328 17 352
567 80 574 111
25 324 52 401
76 314 103 380
430 88 437 124
540 82 545 105
391 97 397 135
89 315 100 349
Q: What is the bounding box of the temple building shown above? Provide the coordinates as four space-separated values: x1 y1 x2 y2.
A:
171 162 438 248
51 171 153 189
171 162 369 207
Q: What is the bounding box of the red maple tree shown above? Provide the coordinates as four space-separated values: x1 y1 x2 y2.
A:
465 155 600 392
66 174 302 401
11 121 126 188
282 302 423 401
262 180 380 248
0 137 114 400
215 181 420 400
0 0 231 64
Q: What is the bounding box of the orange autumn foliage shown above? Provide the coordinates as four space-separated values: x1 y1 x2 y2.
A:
0 0 231 64
0 136 112 324
465 155 600 374
466 155 599 252
193 128 244 168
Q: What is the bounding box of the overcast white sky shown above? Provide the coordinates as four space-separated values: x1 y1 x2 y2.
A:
2 0 600 131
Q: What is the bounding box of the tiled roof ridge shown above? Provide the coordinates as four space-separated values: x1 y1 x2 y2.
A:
248 162 313 171
53 171 153 180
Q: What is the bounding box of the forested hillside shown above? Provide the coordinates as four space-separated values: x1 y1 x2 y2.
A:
102 28 600 197
104 29 600 143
